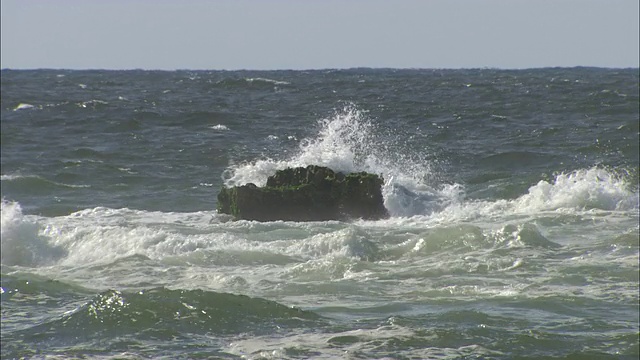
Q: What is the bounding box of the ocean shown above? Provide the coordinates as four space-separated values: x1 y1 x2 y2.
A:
1 68 638 359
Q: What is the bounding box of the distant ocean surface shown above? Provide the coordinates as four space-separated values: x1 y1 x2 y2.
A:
1 68 638 359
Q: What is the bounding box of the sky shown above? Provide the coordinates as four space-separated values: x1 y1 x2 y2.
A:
1 0 638 70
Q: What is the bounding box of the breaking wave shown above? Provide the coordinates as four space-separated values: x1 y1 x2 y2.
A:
220 105 638 219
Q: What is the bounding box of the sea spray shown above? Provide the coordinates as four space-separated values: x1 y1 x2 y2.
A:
391 166 639 227
221 105 452 217
222 105 430 184
220 107 639 220
0 199 66 267
514 167 639 212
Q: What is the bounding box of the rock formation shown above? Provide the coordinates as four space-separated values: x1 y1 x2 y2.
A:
217 165 388 221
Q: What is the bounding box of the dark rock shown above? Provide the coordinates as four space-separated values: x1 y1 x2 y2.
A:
217 165 388 221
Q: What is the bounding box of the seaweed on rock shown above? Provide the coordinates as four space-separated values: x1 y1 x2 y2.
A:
217 165 388 221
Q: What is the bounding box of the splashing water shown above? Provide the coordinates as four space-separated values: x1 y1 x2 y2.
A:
1 199 67 267
220 106 638 219
223 106 429 185
221 105 446 216
515 167 638 212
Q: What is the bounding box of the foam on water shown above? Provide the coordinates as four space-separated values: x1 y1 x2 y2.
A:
3 105 636 270
419 167 638 226
2 173 635 271
222 105 638 221
2 68 638 360
210 124 229 131
13 103 35 111
1 201 376 269
222 105 442 216
515 167 637 212
224 322 504 360
0 199 66 267
1 202 207 268
245 77 291 85
1 173 23 181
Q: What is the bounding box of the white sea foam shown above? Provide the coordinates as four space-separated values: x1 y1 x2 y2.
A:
210 124 229 131
2 105 635 270
36 208 226 266
1 199 66 267
221 106 638 222
223 106 369 186
0 201 379 270
1 173 24 181
0 203 208 267
77 99 108 108
223 105 434 193
514 167 637 211
437 167 636 223
13 103 35 111
225 324 502 360
245 77 290 85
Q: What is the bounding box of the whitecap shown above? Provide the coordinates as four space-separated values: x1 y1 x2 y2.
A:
513 167 637 212
1 199 67 267
1 173 24 181
76 99 108 108
117 167 137 175
210 124 229 131
219 105 638 226
245 77 290 85
13 103 35 111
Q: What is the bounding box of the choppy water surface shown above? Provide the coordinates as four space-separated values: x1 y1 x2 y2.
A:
1 68 638 359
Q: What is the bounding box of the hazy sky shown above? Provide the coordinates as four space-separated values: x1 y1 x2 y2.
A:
1 0 638 70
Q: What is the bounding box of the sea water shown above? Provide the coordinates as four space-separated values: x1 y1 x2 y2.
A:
1 68 638 359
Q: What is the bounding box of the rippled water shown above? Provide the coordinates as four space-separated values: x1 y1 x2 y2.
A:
1 68 638 359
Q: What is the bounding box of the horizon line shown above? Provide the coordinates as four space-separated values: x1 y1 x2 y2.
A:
2 65 639 72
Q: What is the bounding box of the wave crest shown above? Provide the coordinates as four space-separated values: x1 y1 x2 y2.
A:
515 167 638 212
1 199 67 267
